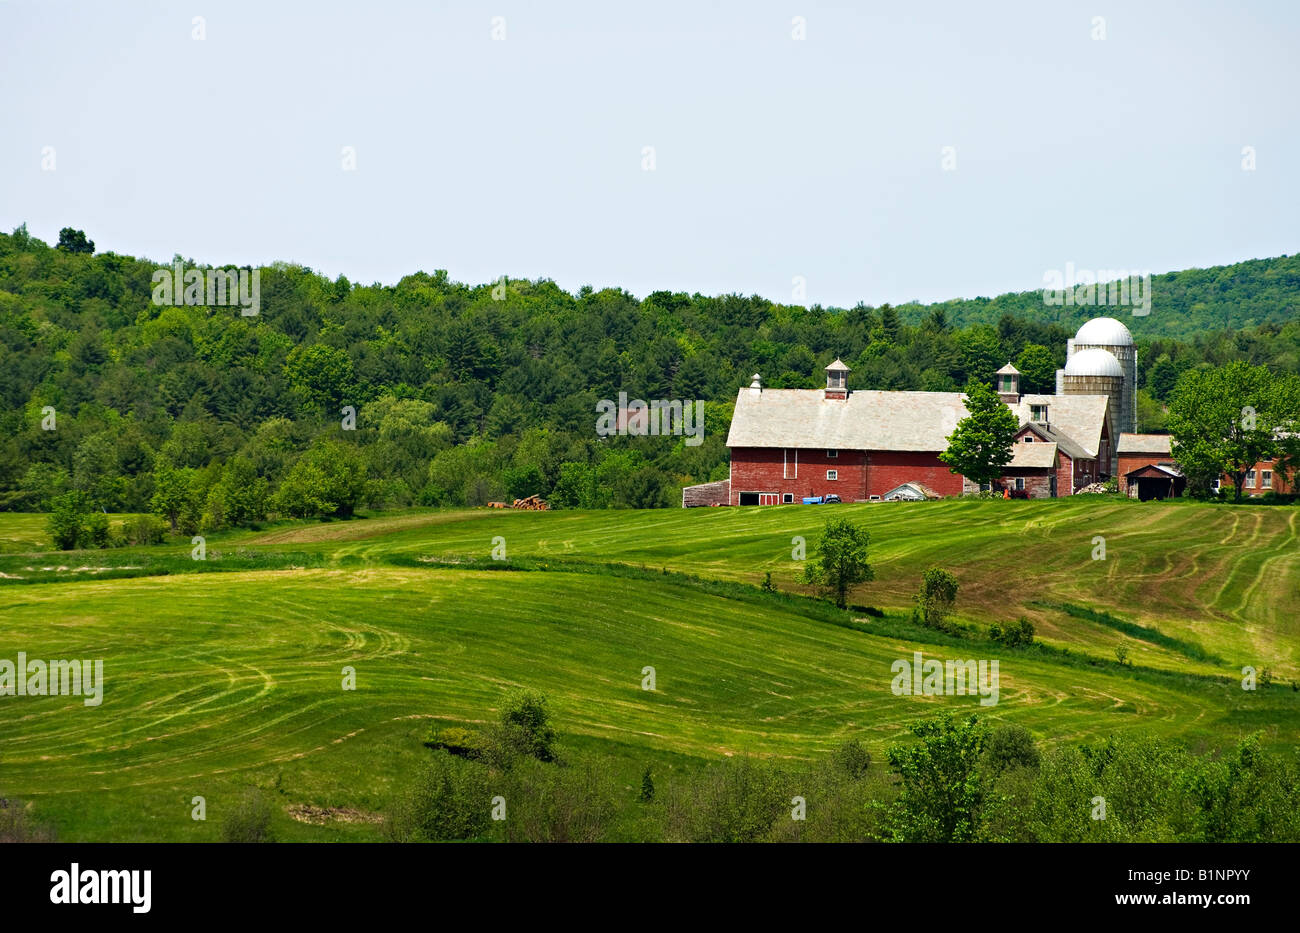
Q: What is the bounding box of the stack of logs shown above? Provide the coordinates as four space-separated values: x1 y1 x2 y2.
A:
486 496 550 510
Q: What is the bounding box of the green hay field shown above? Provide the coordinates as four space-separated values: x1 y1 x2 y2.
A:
1 498 1297 840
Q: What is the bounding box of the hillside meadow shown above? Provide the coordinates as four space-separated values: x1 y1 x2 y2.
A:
1 497 1298 840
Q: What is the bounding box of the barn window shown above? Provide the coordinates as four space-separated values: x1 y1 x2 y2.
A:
1023 435 1033 443
1031 404 1048 422
1247 470 1257 488
827 470 838 481
783 493 794 503
826 449 838 458
1263 471 1272 489
1015 477 1025 491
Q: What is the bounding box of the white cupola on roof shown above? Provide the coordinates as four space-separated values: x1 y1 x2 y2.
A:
824 358 850 400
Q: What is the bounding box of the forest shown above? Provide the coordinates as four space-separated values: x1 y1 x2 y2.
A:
2 225 1299 532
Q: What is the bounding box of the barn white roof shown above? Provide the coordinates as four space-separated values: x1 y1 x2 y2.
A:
1007 441 1059 468
727 388 1107 459
1117 433 1172 455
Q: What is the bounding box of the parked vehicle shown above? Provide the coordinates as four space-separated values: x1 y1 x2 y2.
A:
823 494 842 503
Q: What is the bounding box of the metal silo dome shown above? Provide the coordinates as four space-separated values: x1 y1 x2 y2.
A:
1074 317 1134 347
1064 347 1124 378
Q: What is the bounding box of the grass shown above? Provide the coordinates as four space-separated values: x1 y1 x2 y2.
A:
1 497 1298 840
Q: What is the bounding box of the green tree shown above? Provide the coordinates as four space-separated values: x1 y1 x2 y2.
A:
47 491 91 550
1166 362 1297 500
1014 344 1057 394
273 440 369 518
56 227 94 254
887 714 988 842
940 379 1020 488
283 344 358 413
913 567 959 629
150 458 197 532
798 517 874 608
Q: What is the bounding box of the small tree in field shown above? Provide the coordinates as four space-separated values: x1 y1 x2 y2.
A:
913 567 959 630
940 379 1020 489
798 517 874 608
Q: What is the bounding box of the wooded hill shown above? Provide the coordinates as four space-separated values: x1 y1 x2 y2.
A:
1 225 1298 522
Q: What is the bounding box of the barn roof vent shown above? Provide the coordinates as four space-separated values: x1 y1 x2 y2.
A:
749 373 762 395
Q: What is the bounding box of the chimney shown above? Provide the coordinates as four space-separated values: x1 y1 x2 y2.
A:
749 373 762 396
824 358 850 400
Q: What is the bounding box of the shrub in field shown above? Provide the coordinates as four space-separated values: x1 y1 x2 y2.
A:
47 492 91 550
388 750 492 842
983 724 1040 776
1030 734 1193 842
0 799 56 843
124 513 167 546
488 688 558 766
221 789 277 843
989 617 1035 648
670 756 788 843
495 758 618 843
830 738 872 780
913 567 959 630
426 726 489 760
85 510 111 548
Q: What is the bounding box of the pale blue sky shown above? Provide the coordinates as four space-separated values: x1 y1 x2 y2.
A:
3 0 1297 307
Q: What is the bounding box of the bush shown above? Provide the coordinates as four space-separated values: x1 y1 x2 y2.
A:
670 756 788 843
989 617 1035 648
221 789 277 843
496 758 618 843
913 567 959 630
983 724 1040 776
85 510 111 548
488 688 557 765
425 726 489 760
124 513 167 546
47 492 91 550
0 799 56 842
830 738 872 780
387 750 492 842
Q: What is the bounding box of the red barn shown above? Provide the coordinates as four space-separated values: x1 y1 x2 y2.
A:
717 361 1110 504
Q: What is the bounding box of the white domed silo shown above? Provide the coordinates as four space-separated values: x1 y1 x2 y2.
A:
1062 348 1125 475
1069 317 1136 434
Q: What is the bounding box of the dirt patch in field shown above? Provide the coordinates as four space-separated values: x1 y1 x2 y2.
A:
287 804 384 826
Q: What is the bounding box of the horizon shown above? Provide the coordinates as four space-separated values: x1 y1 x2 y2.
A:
6 223 1289 312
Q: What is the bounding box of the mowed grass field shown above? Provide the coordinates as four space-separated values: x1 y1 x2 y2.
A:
1 498 1298 840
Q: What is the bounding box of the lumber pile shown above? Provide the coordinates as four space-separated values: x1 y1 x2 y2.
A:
511 495 550 510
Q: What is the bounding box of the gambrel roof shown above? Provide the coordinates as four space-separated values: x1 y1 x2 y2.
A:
726 388 1107 459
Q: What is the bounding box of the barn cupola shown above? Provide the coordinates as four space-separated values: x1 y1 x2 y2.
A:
824 358 850 400
749 373 763 396
995 362 1021 404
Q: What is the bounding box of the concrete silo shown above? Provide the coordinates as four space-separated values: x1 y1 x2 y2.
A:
1068 317 1136 435
1061 347 1125 476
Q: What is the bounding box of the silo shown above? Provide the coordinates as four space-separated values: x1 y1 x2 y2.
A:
1069 317 1136 434
1062 348 1125 475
